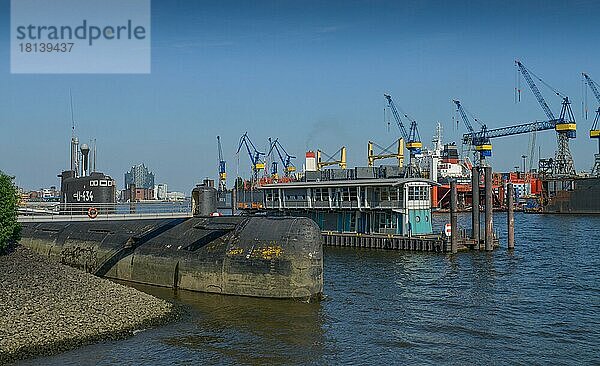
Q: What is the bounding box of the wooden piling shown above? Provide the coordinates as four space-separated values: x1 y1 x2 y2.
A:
484 166 493 251
450 180 458 254
507 182 515 249
471 166 480 249
129 183 136 214
231 189 237 216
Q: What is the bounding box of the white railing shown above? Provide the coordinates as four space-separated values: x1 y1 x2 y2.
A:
18 201 192 222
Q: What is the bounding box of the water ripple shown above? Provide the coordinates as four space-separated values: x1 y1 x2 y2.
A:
23 213 600 365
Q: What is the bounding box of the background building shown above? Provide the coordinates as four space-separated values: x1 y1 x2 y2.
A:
153 183 168 200
166 191 186 202
20 186 61 202
124 164 155 189
122 187 155 202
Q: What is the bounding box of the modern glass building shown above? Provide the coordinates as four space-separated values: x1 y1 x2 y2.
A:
124 163 155 189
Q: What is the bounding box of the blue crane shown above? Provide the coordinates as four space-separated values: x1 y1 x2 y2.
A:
515 60 576 137
453 99 492 162
582 73 600 139
474 120 559 139
515 60 576 176
267 138 296 178
236 132 265 179
216 136 226 191
582 73 600 175
383 94 422 156
456 99 556 166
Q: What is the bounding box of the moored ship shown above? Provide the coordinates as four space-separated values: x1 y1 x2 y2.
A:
538 176 600 213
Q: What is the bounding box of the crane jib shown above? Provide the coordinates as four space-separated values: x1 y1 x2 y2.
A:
384 94 422 153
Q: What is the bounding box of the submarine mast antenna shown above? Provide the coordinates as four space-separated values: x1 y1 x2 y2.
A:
68 89 80 175
69 89 75 136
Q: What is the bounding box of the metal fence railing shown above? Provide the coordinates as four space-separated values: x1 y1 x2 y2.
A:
18 201 192 221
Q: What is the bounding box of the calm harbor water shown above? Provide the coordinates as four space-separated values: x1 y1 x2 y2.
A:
21 213 600 365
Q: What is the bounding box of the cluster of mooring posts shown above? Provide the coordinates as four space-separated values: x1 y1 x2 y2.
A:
449 166 515 254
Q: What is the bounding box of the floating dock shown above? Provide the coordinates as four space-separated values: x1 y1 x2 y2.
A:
322 231 498 252
323 231 446 251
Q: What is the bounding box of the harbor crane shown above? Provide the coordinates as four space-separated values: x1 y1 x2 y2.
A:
236 132 266 179
367 138 404 167
267 138 297 178
383 94 422 155
515 60 576 176
582 72 600 175
317 147 347 170
217 136 227 191
453 99 492 165
456 98 566 168
383 93 422 176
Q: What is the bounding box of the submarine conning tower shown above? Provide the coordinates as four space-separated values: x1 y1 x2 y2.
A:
59 137 116 206
191 179 218 216
19 180 324 300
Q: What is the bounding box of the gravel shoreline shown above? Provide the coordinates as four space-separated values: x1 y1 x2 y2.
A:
0 246 177 364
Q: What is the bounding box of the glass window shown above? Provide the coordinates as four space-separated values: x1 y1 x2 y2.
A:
346 212 356 232
419 186 429 201
349 187 358 201
378 212 397 229
407 186 429 201
266 190 279 201
380 187 390 201
313 188 323 201
338 187 357 201
391 188 400 201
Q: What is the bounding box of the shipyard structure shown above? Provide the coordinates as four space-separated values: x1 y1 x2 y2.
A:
538 175 600 213
224 89 542 227
228 69 600 223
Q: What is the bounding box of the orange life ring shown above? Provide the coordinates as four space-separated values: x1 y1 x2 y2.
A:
87 207 98 219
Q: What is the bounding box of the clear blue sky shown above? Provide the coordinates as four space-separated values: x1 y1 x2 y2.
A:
1 0 599 191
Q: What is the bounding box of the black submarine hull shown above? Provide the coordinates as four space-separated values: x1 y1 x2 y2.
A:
20 216 323 299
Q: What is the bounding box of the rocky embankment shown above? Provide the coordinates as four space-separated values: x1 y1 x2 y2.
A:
0 246 177 364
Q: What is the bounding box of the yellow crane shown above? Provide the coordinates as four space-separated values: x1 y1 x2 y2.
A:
367 138 404 167
317 147 347 170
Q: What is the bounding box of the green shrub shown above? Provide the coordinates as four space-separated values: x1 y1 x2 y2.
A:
0 171 21 253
